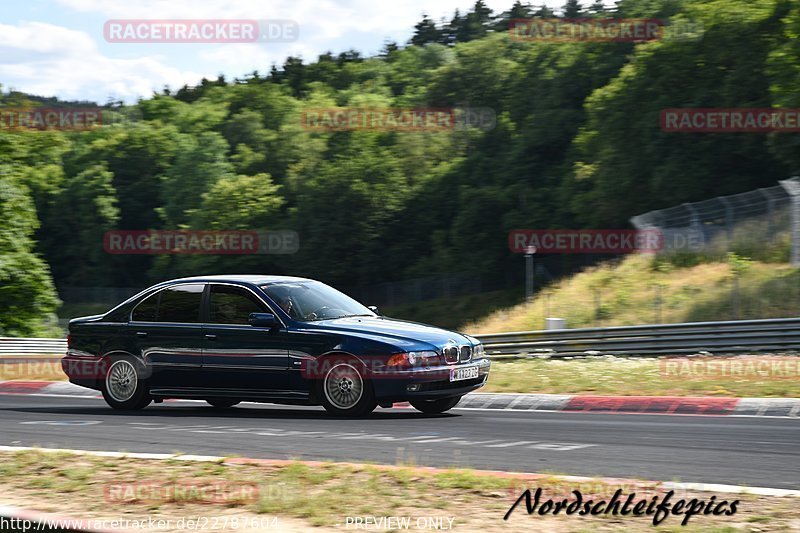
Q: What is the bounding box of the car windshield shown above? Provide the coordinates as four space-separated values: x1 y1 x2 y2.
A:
261 281 375 322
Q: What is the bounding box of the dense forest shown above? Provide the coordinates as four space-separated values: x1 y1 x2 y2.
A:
1 0 798 335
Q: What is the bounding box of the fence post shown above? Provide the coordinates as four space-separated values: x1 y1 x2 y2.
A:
654 284 662 324
719 196 734 243
779 178 800 267
758 188 775 236
594 289 601 327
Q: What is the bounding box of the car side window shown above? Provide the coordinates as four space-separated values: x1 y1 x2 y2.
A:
131 292 159 322
157 284 204 323
132 284 204 323
209 285 267 325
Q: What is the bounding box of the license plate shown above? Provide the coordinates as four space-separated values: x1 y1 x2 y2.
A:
450 365 479 382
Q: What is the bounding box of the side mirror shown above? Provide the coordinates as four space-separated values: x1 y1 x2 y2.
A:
249 312 278 328
367 306 380 315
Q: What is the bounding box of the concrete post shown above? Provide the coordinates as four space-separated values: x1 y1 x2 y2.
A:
779 177 800 267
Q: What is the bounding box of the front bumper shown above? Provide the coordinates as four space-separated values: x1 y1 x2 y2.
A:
369 357 491 401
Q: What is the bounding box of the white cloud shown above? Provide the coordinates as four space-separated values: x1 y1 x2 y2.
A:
0 21 202 102
4 0 571 101
55 0 529 41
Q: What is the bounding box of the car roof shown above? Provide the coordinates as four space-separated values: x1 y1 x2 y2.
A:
166 274 313 286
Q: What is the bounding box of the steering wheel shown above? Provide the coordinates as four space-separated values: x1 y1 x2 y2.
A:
305 305 331 321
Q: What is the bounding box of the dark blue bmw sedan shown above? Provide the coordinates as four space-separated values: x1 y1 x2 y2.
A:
62 275 491 416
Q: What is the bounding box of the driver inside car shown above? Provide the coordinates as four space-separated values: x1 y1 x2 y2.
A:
279 296 295 318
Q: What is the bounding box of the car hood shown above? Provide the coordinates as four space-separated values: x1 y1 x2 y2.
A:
303 316 473 351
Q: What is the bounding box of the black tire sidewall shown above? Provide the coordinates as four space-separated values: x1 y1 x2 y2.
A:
410 396 461 414
206 399 240 408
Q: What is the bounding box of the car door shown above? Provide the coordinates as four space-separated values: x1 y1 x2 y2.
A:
201 283 291 394
129 283 205 390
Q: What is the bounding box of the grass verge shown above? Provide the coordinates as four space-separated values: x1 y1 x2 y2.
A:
0 450 797 532
466 255 800 334
484 356 800 397
0 356 65 381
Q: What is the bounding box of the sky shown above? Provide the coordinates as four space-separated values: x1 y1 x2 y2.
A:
0 0 570 104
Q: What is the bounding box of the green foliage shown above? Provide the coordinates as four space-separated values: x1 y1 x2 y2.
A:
160 131 234 226
41 164 119 285
0 179 59 335
193 173 284 230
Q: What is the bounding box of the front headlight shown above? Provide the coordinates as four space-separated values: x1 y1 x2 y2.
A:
409 351 440 366
473 343 485 358
387 351 440 368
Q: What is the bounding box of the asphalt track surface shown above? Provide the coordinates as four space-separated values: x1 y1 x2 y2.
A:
0 394 797 489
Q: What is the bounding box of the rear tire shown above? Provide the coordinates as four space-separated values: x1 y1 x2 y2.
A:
206 399 240 408
101 357 151 410
318 360 376 417
410 396 461 414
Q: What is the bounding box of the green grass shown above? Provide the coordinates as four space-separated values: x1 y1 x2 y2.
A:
1 450 796 532
467 255 800 334
485 356 800 397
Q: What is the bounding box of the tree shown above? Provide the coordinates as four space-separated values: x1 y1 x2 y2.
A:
160 131 235 227
562 0 583 18
193 173 284 230
281 56 307 97
567 0 791 226
495 1 535 31
0 178 59 336
439 10 463 45
448 1 495 43
288 140 409 284
587 0 606 15
767 0 800 171
410 14 440 46
533 4 556 17
42 164 119 285
380 41 400 61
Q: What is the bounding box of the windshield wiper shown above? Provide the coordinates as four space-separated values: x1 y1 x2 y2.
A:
304 313 374 321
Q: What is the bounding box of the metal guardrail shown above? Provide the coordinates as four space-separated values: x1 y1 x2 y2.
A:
2 317 800 359
0 337 67 356
474 317 800 357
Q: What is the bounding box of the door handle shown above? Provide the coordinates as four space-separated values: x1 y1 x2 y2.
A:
205 334 217 340
136 331 148 338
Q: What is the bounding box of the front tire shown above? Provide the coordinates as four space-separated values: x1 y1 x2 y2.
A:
318 360 376 417
101 358 151 410
410 396 461 414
